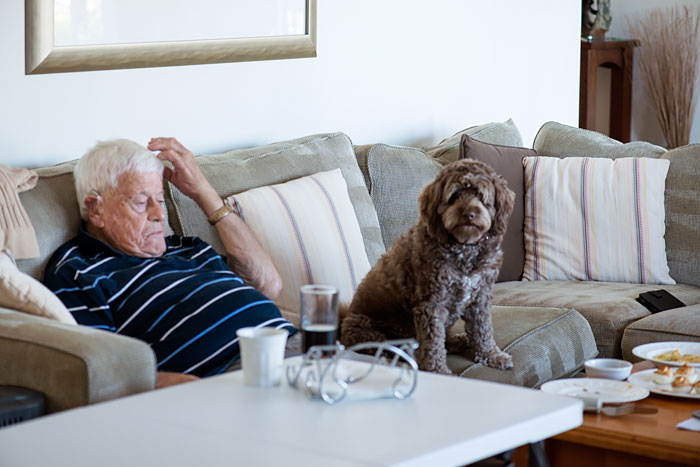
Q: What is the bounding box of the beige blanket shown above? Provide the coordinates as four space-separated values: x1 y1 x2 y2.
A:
0 164 39 259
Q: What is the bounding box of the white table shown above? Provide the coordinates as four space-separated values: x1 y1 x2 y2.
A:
0 357 582 466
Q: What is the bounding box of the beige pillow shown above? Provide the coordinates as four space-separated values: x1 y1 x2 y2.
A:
522 157 674 284
0 251 76 324
227 169 371 315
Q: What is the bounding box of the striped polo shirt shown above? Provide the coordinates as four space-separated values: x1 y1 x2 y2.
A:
43 228 296 377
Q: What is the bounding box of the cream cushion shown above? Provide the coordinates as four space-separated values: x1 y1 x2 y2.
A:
227 169 371 320
0 251 76 324
522 156 674 284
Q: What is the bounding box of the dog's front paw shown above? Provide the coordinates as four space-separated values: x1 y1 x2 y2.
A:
423 364 453 375
475 350 513 370
418 359 453 375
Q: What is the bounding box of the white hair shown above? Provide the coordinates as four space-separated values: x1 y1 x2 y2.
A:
75 139 163 220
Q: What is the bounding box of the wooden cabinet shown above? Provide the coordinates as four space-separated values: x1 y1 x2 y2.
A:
579 39 639 142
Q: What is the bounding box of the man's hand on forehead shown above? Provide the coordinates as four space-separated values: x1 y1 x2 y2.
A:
147 137 220 213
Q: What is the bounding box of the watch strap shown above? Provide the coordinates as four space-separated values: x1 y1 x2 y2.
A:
207 200 233 225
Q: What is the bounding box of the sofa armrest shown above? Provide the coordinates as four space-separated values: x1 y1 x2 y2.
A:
0 308 156 413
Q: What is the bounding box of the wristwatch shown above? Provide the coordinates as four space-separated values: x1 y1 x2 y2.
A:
207 198 239 225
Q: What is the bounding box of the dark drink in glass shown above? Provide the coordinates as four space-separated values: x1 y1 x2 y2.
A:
299 284 339 355
302 323 337 353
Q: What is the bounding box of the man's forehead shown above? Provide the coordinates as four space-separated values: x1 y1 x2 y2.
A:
115 171 164 196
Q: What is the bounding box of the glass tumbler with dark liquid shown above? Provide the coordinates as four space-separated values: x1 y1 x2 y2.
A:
299 284 339 354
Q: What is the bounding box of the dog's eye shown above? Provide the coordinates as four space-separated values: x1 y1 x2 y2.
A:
478 191 494 207
447 190 461 205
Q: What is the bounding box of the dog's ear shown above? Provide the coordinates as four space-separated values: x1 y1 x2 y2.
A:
490 175 515 236
419 175 450 242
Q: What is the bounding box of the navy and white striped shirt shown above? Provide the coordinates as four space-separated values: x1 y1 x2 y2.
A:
43 228 296 377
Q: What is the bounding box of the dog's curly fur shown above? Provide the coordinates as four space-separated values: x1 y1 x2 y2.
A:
340 158 515 374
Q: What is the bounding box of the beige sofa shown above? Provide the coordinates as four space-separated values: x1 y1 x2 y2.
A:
498 122 700 361
2 120 696 414
359 120 700 359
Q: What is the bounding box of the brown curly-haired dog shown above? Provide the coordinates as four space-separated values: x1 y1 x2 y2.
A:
341 158 515 374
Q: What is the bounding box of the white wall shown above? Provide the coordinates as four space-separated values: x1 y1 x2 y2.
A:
601 0 700 146
0 1 581 168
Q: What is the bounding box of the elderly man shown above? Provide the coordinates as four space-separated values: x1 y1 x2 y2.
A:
43 138 296 380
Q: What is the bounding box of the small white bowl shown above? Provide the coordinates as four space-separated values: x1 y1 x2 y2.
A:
584 358 633 380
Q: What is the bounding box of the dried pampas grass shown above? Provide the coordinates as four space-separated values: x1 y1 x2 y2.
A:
628 6 700 148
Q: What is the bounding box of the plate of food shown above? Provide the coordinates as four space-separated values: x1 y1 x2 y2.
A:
632 341 700 367
540 378 649 404
628 366 700 399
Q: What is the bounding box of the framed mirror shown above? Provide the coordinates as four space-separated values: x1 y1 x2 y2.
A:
25 0 317 75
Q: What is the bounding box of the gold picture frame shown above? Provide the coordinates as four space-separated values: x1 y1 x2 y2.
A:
25 0 317 75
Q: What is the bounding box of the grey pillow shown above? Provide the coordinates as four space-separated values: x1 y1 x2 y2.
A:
662 144 700 287
367 144 442 249
534 121 667 159
459 134 536 282
17 163 79 280
426 118 525 165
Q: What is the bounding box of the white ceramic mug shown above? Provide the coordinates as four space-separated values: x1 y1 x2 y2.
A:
236 327 289 387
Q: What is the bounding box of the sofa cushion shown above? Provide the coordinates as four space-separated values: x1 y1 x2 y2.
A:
522 156 674 285
621 305 700 361
367 144 442 249
227 169 370 313
533 121 667 159
662 144 700 287
460 135 535 282
165 133 386 267
492 280 700 358
446 306 598 388
426 118 525 165
622 306 700 362
352 144 372 191
16 163 77 280
0 251 76 324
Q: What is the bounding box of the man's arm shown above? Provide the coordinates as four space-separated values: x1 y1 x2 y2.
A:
147 137 282 298
156 371 199 388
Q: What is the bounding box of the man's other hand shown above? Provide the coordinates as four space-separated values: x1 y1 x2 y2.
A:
156 371 199 389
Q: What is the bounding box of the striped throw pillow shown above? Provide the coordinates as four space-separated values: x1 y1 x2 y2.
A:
522 157 674 284
227 169 370 323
